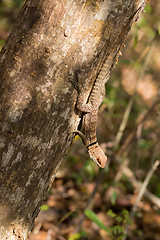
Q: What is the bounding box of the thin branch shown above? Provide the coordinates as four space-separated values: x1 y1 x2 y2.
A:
117 159 160 208
123 160 160 240
132 160 160 213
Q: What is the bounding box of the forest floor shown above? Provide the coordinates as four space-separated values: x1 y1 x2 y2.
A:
28 159 160 240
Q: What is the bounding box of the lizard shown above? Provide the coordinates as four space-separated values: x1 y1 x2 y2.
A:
74 52 113 168
72 5 145 168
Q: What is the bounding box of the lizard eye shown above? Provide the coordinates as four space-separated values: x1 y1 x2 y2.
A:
97 157 101 164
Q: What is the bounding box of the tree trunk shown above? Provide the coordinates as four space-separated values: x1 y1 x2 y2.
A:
0 0 147 239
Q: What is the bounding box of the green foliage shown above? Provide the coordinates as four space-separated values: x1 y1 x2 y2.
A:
133 30 139 48
0 39 5 49
83 160 96 181
156 183 160 198
144 4 152 14
107 209 117 218
105 83 119 109
40 204 49 211
85 209 132 239
0 0 23 8
121 209 132 225
0 0 24 49
118 59 132 65
68 231 87 240
107 209 132 239
112 225 125 235
158 23 160 35
107 209 132 225
132 4 157 41
85 209 110 232
71 172 83 185
13 0 23 7
111 191 118 206
138 138 153 150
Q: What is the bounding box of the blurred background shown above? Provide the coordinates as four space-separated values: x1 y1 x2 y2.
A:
0 0 160 239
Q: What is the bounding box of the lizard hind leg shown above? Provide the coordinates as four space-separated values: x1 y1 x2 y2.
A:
88 143 107 168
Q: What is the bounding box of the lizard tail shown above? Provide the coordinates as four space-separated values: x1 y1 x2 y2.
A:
87 142 107 168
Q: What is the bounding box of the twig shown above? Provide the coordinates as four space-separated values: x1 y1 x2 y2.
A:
58 211 74 225
117 159 160 209
132 160 160 213
144 188 160 209
123 160 160 240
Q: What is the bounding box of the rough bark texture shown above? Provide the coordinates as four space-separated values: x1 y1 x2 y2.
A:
0 0 147 239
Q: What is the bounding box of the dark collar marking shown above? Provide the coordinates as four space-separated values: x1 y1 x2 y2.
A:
86 141 97 149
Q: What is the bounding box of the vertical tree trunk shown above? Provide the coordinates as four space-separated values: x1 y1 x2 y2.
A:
0 0 147 239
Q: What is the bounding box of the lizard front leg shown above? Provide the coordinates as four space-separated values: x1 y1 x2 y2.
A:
68 68 94 113
76 79 105 113
76 91 93 113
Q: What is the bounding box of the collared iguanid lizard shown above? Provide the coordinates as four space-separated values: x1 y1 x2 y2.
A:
73 6 144 168
74 53 113 168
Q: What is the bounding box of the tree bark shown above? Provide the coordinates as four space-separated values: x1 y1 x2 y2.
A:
0 0 147 239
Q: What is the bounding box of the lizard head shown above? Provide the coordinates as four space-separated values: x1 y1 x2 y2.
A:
88 143 107 168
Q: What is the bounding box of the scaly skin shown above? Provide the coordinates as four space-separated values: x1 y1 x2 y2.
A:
75 6 144 167
76 54 113 168
75 108 107 168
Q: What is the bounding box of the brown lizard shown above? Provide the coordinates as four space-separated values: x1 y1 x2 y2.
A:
75 53 113 168
73 6 145 168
